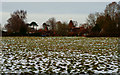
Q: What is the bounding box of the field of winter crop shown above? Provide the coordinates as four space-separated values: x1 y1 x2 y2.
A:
0 37 119 74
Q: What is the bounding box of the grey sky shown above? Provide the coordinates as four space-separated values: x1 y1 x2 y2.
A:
2 2 109 14
1 2 110 28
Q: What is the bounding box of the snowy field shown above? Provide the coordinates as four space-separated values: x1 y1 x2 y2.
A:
0 37 119 74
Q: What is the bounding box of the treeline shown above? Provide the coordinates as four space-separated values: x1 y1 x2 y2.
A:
87 2 120 37
1 1 120 37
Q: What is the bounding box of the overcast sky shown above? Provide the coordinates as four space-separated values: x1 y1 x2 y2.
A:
0 2 112 28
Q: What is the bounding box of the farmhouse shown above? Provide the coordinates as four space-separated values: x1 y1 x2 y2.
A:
68 20 88 36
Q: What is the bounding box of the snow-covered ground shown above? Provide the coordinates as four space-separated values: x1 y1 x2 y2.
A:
0 37 119 74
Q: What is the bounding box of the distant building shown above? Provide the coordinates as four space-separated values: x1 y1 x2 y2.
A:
68 20 88 36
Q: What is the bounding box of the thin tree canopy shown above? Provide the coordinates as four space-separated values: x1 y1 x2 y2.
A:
5 10 27 34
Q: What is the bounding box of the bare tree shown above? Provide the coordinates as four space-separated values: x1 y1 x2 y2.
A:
0 24 1 31
0 24 1 36
87 13 97 27
5 10 27 34
104 2 118 20
46 17 56 31
73 21 78 27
